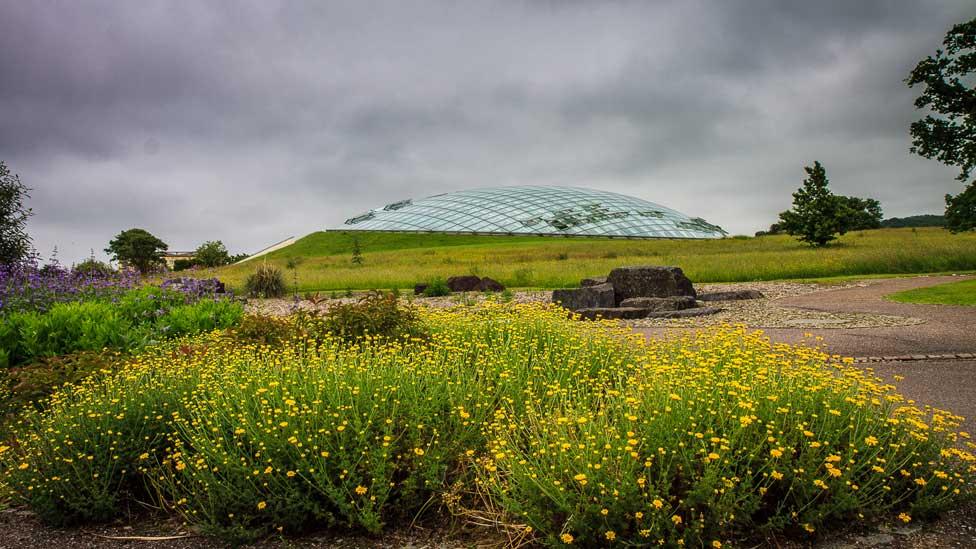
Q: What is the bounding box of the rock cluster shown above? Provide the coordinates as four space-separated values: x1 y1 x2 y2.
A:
552 266 726 320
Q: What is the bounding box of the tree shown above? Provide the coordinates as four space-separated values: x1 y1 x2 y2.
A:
194 240 231 268
836 196 883 231
907 17 976 231
105 228 168 273
945 184 976 233
777 161 847 247
351 238 363 265
0 161 33 264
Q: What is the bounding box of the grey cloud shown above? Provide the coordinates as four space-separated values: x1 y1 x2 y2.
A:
0 0 972 263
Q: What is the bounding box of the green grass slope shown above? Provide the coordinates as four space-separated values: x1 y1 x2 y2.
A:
210 228 976 292
888 278 976 306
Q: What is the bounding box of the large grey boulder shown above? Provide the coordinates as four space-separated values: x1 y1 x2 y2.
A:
607 266 696 304
697 289 764 301
552 283 615 311
619 296 697 311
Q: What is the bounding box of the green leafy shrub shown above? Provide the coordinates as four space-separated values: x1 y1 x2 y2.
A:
421 278 450 297
72 258 114 277
2 307 973 545
0 289 243 368
2 350 123 413
232 314 301 346
171 258 198 271
320 292 424 344
244 264 286 298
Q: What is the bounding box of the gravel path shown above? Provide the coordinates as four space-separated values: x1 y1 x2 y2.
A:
249 279 938 331
628 281 925 329
635 275 976 357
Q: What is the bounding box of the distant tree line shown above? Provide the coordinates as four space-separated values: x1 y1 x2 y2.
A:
880 215 945 229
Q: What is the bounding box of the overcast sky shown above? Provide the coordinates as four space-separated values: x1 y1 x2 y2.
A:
1 1 972 263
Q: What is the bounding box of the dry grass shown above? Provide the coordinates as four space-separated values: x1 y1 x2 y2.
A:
196 228 976 291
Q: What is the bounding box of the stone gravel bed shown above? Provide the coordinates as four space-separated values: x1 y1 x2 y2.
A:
628 281 925 329
246 281 924 329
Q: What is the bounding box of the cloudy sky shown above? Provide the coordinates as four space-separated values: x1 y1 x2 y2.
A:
1 1 972 263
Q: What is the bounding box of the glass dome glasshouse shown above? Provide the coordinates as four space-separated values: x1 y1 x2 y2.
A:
341 186 726 239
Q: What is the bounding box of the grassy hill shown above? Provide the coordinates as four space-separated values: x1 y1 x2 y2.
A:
202 227 976 292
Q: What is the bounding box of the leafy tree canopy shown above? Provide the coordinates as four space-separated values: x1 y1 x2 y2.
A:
836 195 884 231
907 17 976 231
778 161 847 247
105 228 168 274
945 184 976 233
194 240 231 268
0 161 33 264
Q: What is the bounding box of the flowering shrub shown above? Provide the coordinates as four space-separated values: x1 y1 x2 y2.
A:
160 277 227 298
1 304 972 546
320 292 425 344
0 260 138 315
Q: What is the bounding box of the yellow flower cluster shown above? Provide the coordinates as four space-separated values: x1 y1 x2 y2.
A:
1 302 972 547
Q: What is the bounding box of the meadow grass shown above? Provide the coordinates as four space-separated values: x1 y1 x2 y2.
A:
888 278 976 306
2 303 973 546
206 228 976 291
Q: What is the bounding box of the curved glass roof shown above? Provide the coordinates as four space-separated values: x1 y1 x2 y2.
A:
341 186 726 239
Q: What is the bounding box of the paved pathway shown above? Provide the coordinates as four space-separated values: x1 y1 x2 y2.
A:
635 275 976 431
636 275 976 357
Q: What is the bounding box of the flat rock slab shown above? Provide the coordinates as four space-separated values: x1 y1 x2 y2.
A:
607 265 696 304
697 289 764 301
552 283 615 311
575 307 653 320
620 296 697 311
576 306 723 320
580 276 607 287
643 306 723 319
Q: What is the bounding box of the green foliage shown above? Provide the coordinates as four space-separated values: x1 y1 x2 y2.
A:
881 214 945 228
244 263 286 298
105 228 168 273
908 18 976 232
2 309 971 543
72 257 114 277
945 182 976 233
0 287 243 368
421 278 450 297
500 288 514 302
171 258 198 271
320 292 424 344
907 17 976 183
836 195 883 231
351 238 364 265
194 240 232 268
888 278 976 305
1 350 123 413
778 161 847 247
232 314 299 346
0 160 33 264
